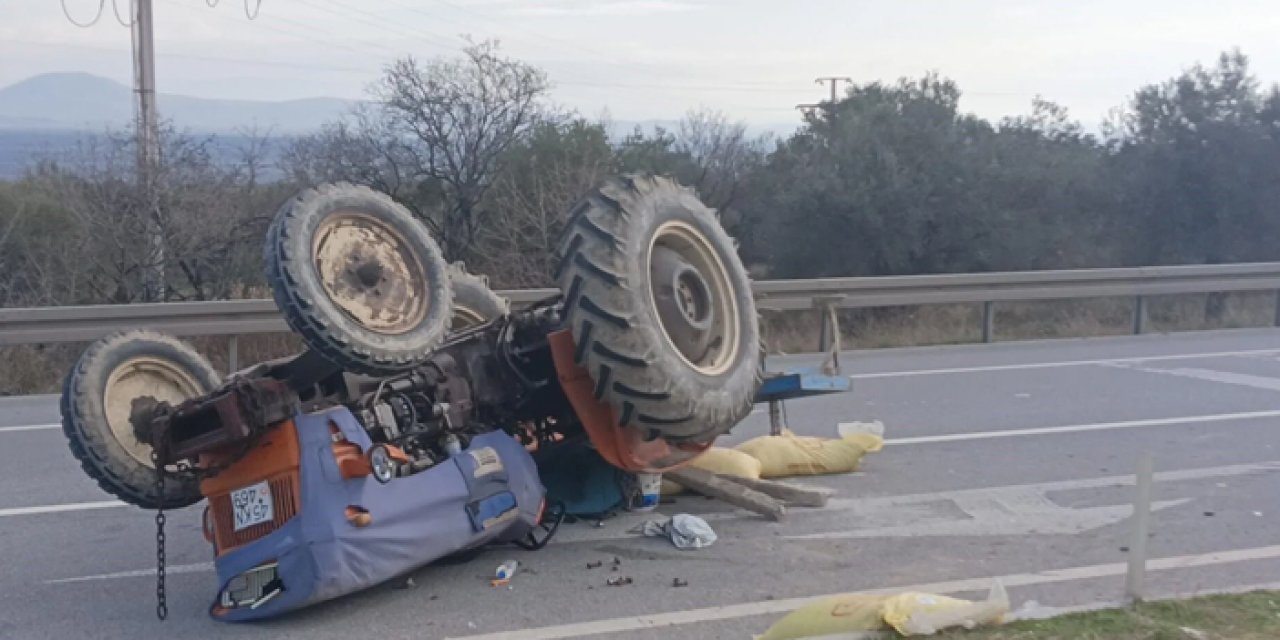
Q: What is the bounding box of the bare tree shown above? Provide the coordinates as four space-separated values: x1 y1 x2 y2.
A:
280 105 420 209
675 107 769 215
25 126 272 303
373 40 552 260
474 119 617 287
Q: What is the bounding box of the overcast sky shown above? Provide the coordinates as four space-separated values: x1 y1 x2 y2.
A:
4 0 1279 128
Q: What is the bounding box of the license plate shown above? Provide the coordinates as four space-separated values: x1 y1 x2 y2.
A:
230 481 274 532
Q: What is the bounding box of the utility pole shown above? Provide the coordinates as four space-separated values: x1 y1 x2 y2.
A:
130 0 165 300
814 76 853 105
794 103 823 116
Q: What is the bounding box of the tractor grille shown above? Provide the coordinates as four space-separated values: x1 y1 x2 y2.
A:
209 473 300 552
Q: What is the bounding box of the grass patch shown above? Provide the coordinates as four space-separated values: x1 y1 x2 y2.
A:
936 591 1280 640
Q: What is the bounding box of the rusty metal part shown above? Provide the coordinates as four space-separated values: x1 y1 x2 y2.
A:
159 377 298 464
312 210 429 335
104 356 206 468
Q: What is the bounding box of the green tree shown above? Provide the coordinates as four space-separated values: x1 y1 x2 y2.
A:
1109 50 1280 268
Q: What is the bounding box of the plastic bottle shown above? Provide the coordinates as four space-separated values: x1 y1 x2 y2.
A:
442 434 462 457
494 559 520 581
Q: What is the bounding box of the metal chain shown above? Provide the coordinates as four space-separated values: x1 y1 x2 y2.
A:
145 376 273 621
152 451 168 621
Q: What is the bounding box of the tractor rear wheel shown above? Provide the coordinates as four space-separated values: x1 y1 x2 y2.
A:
61 330 220 509
555 174 761 442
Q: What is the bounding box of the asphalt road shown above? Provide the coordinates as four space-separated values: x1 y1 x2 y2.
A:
3 328 1280 639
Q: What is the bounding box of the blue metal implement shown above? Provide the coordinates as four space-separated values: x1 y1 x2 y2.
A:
754 367 851 404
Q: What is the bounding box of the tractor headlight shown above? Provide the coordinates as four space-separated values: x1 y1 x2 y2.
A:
217 561 284 610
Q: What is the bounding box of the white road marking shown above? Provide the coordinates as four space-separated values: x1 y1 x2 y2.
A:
785 492 1191 540
0 500 125 518
446 543 1280 640
1112 364 1280 392
848 347 1280 379
864 409 1280 446
0 423 59 433
46 562 213 584
552 460 1280 545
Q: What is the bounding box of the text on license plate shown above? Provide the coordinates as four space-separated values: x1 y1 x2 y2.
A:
230 480 275 532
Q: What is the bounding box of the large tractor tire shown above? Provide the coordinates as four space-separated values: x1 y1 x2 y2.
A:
447 262 509 330
265 183 453 376
555 174 762 442
61 330 221 509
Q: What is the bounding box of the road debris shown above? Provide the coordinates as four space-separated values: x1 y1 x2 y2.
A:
491 560 520 587
672 578 688 588
606 576 633 587
758 580 1008 639
638 514 718 549
586 560 603 569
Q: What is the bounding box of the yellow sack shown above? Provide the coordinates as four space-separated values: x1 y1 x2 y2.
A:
756 593 891 640
660 447 763 495
881 582 1009 636
758 581 1007 640
736 424 883 479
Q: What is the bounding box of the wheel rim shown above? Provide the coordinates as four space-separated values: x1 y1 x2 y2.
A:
312 211 429 335
646 220 741 376
450 305 489 330
102 356 205 468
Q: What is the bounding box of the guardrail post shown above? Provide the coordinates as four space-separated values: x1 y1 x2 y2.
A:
228 335 239 374
1125 452 1154 604
1133 296 1147 335
981 301 995 343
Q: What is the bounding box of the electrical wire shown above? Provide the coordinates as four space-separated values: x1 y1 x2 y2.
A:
110 0 134 27
385 0 627 66
12 38 376 74
301 0 462 51
244 0 262 20
60 0 106 28
159 0 404 59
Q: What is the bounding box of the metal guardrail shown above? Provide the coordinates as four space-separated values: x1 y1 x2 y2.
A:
2 262 1279 357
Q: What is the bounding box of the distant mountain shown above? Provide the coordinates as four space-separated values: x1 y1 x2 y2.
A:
0 73 799 178
0 73 354 133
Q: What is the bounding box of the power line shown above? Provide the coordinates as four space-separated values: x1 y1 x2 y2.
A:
13 39 375 75
110 0 135 27
161 0 405 59
292 0 463 52
389 0 628 66
61 0 106 28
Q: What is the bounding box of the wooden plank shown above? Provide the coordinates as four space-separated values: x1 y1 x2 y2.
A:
666 467 786 521
717 475 833 508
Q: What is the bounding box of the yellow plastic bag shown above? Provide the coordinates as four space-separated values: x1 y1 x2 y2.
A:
757 581 1007 640
660 447 763 495
881 582 1009 635
756 593 891 640
736 424 883 479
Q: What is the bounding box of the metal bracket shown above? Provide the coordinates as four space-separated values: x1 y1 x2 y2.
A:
813 295 845 376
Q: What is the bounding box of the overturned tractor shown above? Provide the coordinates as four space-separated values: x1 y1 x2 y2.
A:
60 174 763 620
